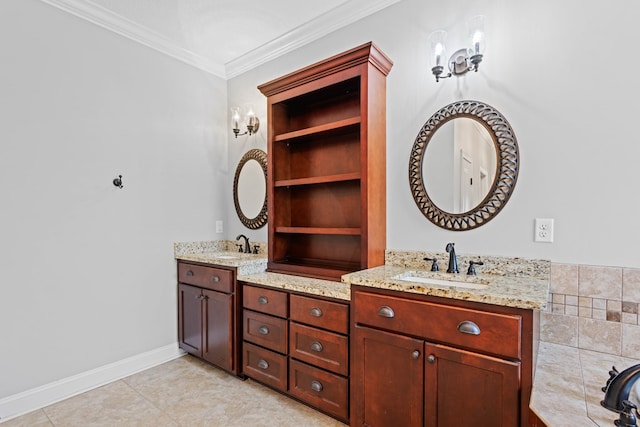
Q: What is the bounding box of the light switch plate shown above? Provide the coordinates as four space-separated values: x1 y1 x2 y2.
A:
215 220 223 233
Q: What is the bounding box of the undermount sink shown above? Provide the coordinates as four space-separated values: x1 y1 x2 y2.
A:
393 271 489 290
211 253 241 260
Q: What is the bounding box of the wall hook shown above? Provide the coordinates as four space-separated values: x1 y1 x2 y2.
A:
113 175 123 189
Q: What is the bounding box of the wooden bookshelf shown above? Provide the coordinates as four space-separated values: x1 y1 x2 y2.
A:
258 42 392 282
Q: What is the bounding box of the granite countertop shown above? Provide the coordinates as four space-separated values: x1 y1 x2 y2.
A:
532 341 640 426
176 251 268 277
342 264 549 310
237 271 350 301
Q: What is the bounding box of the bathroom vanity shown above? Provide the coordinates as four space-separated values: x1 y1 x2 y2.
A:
342 257 549 427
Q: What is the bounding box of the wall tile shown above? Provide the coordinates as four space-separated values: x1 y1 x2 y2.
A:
579 306 592 318
565 305 578 316
622 312 638 325
550 263 578 294
593 298 607 310
622 323 640 357
622 302 638 314
578 318 621 354
540 312 578 347
579 265 622 300
623 268 640 302
565 295 578 306
578 297 592 307
552 294 565 304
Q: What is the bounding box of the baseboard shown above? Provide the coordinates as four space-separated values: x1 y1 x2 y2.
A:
0 343 185 422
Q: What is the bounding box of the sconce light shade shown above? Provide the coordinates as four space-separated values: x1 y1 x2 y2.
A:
429 15 486 83
429 30 450 82
467 15 485 68
231 105 260 138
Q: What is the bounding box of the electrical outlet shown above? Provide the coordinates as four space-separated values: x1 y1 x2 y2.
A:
216 220 223 233
534 218 554 243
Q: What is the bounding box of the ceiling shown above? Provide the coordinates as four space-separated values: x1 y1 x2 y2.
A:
41 0 402 79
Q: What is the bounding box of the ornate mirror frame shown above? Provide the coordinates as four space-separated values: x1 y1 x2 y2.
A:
409 100 519 231
233 148 268 229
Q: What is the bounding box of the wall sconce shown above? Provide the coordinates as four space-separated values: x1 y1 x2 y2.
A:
429 15 485 82
231 105 260 138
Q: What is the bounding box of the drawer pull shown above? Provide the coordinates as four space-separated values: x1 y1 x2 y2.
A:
457 320 481 335
210 275 220 282
258 326 270 335
427 354 436 364
310 307 323 317
257 359 269 370
310 380 323 392
310 341 323 352
412 350 421 360
258 296 268 304
377 305 395 318
186 270 194 277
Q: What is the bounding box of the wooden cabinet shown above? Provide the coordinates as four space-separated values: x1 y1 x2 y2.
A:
351 286 535 427
177 261 239 375
258 42 393 281
241 282 350 423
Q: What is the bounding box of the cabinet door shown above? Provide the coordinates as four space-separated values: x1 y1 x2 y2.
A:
202 289 234 371
424 343 520 427
178 283 202 356
352 325 424 427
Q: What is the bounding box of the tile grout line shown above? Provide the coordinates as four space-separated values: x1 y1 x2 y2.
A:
120 379 183 426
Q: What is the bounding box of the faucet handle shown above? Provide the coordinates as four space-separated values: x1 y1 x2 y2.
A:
616 400 638 427
603 366 620 392
237 243 244 253
252 245 260 254
467 260 484 276
423 257 439 272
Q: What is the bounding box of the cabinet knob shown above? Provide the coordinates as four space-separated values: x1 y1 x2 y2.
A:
457 320 481 335
427 354 436 364
258 296 268 305
257 359 269 370
210 275 220 282
412 350 420 360
309 307 323 317
377 305 395 318
258 326 270 335
186 270 194 277
310 341 323 352
310 380 323 392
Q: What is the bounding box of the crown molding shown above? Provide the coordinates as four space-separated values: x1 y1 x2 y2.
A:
39 0 226 78
225 0 402 79
39 0 401 80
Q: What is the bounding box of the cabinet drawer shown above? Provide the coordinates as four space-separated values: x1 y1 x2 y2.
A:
289 322 348 376
243 342 287 392
353 291 522 359
243 285 288 318
178 262 233 293
289 359 349 421
290 294 349 334
243 310 288 354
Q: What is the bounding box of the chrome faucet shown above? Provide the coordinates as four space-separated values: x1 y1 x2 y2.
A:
236 234 251 253
601 363 640 425
445 243 459 274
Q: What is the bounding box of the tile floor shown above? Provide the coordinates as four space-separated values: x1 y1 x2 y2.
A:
2 355 345 426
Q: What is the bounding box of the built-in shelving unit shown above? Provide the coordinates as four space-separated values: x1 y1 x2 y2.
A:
258 42 393 281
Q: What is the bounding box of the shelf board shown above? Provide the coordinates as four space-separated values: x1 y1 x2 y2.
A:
275 227 361 236
275 172 360 187
274 116 360 142
268 258 361 282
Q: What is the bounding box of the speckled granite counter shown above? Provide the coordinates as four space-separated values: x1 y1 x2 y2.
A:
532 341 640 426
238 271 350 301
342 264 549 310
174 240 267 276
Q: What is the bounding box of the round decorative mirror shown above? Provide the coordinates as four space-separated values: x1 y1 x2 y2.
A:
409 100 519 230
233 149 267 229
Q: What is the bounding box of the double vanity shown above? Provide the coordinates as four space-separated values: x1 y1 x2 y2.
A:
175 242 549 427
